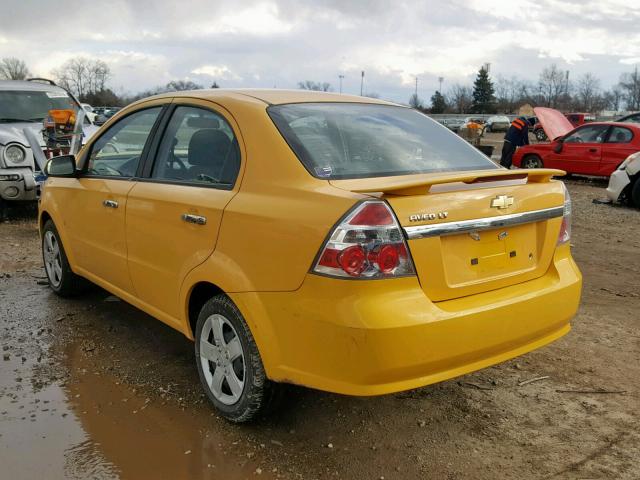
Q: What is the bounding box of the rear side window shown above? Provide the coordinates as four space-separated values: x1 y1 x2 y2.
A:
607 126 633 144
151 106 240 187
268 103 497 179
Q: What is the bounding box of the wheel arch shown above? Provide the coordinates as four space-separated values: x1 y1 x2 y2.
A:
186 281 224 339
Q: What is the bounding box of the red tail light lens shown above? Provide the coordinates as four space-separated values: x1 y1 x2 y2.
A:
313 201 416 279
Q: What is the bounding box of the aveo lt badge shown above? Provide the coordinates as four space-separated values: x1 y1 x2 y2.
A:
409 211 448 222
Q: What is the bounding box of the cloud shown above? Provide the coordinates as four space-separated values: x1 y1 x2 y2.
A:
0 0 639 102
191 65 242 81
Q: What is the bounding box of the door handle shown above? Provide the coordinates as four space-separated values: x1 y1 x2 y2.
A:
181 213 207 225
103 199 119 209
589 148 598 153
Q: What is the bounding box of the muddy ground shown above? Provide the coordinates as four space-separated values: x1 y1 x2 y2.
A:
1 179 639 480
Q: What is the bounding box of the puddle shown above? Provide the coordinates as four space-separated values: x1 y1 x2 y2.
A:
1 343 272 480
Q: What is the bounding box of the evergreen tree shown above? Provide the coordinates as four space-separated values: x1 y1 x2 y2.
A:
471 67 496 113
430 91 446 113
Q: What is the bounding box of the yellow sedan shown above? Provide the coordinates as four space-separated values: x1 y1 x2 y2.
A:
39 89 582 422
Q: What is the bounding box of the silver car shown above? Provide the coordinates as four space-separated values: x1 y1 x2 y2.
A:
0 79 97 215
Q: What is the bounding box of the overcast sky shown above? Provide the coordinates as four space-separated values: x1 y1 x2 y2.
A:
1 0 639 103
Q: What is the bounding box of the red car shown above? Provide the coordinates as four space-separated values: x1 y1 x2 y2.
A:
514 107 640 177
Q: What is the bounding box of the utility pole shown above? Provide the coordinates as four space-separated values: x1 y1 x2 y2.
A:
415 77 418 97
438 76 444 93
338 74 344 94
360 71 365 96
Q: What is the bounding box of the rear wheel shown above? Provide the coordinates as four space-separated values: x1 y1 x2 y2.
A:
42 220 85 297
521 155 543 169
195 294 282 423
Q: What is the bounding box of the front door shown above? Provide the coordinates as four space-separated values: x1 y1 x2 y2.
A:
551 124 608 175
125 101 243 323
63 105 164 294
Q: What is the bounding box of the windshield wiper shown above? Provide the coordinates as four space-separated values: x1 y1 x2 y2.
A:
0 118 39 123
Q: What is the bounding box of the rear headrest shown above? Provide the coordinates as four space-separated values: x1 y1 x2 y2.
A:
188 129 230 166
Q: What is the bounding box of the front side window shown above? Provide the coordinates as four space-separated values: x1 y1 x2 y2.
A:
564 125 608 144
268 103 496 179
151 106 240 187
606 126 633 144
85 107 161 177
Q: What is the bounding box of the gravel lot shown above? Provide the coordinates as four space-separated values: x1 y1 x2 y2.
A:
1 178 639 480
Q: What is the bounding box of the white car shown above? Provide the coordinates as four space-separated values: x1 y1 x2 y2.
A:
605 151 640 208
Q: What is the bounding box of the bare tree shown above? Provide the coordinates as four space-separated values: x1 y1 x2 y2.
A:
447 84 473 113
298 80 332 92
538 64 568 108
619 67 640 111
166 80 203 91
604 87 624 112
575 73 603 113
408 93 423 109
0 57 30 80
53 57 111 99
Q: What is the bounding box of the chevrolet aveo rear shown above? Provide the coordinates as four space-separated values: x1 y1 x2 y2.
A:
39 90 582 422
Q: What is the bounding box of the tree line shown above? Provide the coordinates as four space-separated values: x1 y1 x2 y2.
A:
1 56 638 114
416 64 640 115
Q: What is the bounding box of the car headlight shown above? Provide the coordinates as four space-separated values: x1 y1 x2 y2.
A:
4 144 26 165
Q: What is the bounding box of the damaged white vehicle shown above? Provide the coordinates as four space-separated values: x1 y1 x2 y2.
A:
605 151 640 208
0 78 98 217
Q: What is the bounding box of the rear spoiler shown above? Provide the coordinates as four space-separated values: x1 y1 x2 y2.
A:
330 168 565 196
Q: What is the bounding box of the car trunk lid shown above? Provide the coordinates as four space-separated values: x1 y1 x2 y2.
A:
330 168 566 301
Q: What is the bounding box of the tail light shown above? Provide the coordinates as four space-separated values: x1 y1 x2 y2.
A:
312 201 416 279
557 183 572 245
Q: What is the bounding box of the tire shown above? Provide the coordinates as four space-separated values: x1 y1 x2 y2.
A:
631 176 640 209
485 125 492 133
535 129 547 141
42 220 85 297
521 155 543 169
195 294 282 423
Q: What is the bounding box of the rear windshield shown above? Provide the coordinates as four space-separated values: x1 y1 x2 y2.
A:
268 103 497 179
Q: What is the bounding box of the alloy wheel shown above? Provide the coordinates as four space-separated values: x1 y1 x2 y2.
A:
43 231 63 288
199 314 246 405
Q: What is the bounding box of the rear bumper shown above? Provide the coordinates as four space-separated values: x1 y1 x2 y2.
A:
605 169 630 202
232 245 582 396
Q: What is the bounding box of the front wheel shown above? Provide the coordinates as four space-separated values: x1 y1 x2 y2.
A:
195 294 283 423
535 129 547 141
521 155 543 169
42 220 85 297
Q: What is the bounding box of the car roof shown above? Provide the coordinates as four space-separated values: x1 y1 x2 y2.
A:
148 88 397 106
0 79 68 93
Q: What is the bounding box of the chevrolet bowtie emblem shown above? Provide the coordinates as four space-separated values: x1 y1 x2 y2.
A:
490 195 514 210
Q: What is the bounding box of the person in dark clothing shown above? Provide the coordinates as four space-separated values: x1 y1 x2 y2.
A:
500 116 531 168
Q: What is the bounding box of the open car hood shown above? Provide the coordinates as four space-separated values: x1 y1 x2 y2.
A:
534 107 574 141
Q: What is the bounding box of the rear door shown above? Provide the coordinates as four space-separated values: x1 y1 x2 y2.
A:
550 124 608 174
602 126 636 175
125 100 243 322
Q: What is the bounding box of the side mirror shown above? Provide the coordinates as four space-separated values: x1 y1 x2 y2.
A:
553 139 564 154
45 155 77 177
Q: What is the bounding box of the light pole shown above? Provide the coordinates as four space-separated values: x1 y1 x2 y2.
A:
438 76 444 93
339 74 344 94
360 71 365 96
